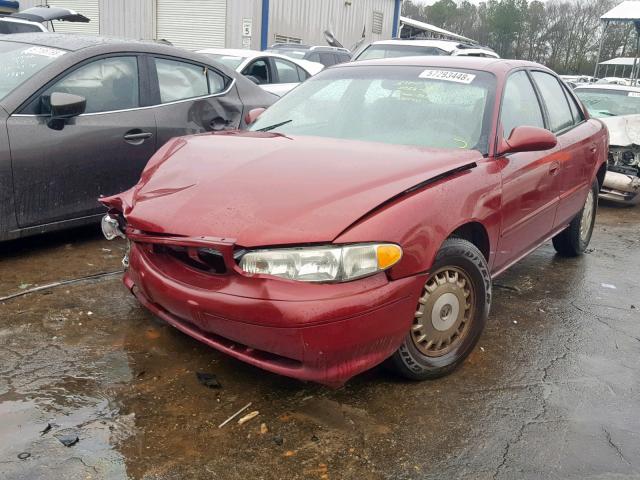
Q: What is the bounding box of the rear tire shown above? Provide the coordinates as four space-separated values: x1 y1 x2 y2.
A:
388 238 491 381
552 179 598 257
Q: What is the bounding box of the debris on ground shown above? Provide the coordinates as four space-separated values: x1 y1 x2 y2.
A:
40 423 52 436
260 423 268 434
273 436 284 446
238 411 259 425
218 402 252 428
494 283 521 293
601 283 617 289
196 372 222 389
17 452 31 460
55 434 79 447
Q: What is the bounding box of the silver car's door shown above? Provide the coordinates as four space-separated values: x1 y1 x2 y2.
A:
7 55 157 228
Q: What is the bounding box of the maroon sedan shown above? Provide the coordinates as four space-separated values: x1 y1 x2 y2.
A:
101 57 607 387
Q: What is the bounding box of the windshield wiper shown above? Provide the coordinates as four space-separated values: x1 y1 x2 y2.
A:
256 119 293 132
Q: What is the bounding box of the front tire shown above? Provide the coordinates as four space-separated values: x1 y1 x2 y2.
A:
552 179 598 257
389 238 491 381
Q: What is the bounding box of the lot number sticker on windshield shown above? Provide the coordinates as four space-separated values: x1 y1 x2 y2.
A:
419 69 476 84
23 46 66 58
628 92 640 97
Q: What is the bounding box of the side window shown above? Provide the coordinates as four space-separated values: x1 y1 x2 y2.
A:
564 86 585 124
42 56 139 114
531 71 574 133
242 59 270 84
207 68 227 94
296 65 309 81
274 58 300 83
319 53 336 66
337 53 351 64
500 70 544 139
155 58 208 103
307 52 321 63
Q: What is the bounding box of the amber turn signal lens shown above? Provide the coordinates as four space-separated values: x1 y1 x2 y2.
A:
377 244 402 269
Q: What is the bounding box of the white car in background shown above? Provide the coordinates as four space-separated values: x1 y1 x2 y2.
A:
352 39 499 61
575 84 640 205
197 48 323 97
0 6 89 34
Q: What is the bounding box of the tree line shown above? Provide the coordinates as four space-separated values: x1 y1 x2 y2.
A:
402 0 638 75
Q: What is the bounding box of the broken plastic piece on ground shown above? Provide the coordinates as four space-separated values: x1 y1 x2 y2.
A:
218 402 252 428
601 283 617 289
196 372 222 389
40 423 52 436
56 434 79 447
238 410 259 425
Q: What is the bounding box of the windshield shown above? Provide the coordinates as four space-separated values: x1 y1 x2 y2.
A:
356 44 449 61
201 53 246 70
575 88 640 117
0 41 65 101
250 66 495 153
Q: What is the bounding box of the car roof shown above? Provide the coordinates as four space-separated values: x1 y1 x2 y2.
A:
368 39 487 53
0 32 159 51
339 56 546 75
574 84 640 93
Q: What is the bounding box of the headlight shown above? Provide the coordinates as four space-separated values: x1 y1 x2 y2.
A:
239 243 402 282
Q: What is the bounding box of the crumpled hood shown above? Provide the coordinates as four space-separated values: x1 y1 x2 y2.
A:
600 114 640 147
113 132 480 247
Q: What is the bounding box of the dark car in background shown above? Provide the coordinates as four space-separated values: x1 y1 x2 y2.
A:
268 43 351 67
0 33 276 241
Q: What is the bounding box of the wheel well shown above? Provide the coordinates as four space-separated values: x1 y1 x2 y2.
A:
449 222 490 261
596 163 606 191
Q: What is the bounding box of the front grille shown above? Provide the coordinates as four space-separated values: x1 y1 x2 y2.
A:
154 245 227 274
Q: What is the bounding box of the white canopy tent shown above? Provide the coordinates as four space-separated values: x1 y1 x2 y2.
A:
595 1 640 84
598 57 637 78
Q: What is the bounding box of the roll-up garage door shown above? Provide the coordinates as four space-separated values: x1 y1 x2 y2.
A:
47 0 100 35
156 0 226 50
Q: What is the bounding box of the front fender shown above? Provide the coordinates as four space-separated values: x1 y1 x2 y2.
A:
334 160 502 279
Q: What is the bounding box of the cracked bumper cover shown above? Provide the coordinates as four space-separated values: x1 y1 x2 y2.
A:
124 242 426 386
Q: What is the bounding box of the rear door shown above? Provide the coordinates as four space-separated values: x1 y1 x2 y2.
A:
8 54 157 227
495 70 563 271
149 55 242 148
529 71 596 228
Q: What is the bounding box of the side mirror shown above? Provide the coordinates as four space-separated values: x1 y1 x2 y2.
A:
244 107 266 125
498 126 557 155
47 92 86 130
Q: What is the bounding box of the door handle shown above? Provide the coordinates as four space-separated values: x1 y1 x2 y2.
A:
124 130 153 141
549 161 561 176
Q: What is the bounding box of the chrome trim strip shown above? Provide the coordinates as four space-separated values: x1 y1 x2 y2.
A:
11 78 236 118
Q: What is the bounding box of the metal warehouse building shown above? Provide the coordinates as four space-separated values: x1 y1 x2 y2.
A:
17 0 401 51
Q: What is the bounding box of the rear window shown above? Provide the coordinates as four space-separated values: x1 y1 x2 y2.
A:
356 44 449 61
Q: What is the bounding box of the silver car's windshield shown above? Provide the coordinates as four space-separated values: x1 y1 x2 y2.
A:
250 66 495 153
575 88 640 117
0 41 65 101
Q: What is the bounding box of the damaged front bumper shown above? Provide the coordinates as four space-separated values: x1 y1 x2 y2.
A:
601 170 640 205
115 233 426 387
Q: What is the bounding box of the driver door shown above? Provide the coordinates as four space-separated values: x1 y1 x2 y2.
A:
7 55 157 228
